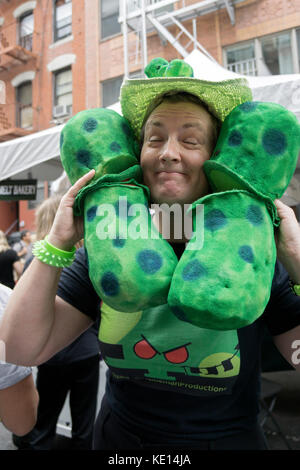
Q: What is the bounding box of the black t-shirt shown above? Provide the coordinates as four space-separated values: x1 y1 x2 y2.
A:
0 249 19 289
57 246 300 442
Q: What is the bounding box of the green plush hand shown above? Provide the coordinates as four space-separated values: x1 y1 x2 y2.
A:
60 108 178 312
168 102 300 330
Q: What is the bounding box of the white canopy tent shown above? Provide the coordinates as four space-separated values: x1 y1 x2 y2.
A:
0 49 299 203
185 49 300 121
185 50 300 205
0 123 65 182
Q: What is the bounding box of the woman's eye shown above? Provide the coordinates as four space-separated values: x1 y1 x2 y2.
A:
183 140 197 145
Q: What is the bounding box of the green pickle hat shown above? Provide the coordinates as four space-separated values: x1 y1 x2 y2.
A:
120 57 253 140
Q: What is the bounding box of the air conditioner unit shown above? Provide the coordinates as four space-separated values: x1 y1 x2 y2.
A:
53 104 72 118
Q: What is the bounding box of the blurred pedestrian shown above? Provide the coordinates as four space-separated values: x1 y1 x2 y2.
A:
0 231 23 289
12 230 32 263
0 283 38 436
13 196 101 450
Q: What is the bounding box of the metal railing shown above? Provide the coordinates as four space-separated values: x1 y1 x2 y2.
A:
19 33 33 51
227 58 257 76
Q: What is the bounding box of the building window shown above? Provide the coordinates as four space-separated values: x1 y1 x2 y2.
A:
101 76 123 107
225 30 296 76
101 0 121 40
54 0 72 42
226 42 257 75
54 67 72 106
16 81 33 129
19 11 34 51
261 31 293 75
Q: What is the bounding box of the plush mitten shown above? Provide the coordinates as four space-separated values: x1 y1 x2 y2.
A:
60 108 178 312
168 101 300 330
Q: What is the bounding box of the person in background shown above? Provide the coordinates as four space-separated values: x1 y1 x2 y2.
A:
12 230 32 263
13 196 101 451
0 231 23 289
0 282 38 436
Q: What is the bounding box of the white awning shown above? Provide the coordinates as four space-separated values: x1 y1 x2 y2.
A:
0 101 122 183
0 123 65 182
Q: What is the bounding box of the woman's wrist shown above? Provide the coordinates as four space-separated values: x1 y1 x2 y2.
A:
47 233 75 252
32 236 76 268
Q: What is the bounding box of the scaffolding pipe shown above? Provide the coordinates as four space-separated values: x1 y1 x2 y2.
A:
121 0 129 78
141 0 148 71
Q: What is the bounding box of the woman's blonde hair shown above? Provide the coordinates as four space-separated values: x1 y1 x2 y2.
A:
35 195 62 241
0 230 10 253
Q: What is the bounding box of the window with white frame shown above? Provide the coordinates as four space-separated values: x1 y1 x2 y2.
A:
101 70 142 107
53 67 72 118
261 31 293 75
19 11 34 50
101 0 121 39
225 30 297 76
226 42 256 75
16 81 33 129
101 76 123 107
54 0 72 42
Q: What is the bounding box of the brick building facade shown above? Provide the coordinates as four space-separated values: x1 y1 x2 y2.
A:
0 0 299 235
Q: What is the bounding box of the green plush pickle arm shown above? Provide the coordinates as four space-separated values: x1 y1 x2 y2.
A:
73 165 146 216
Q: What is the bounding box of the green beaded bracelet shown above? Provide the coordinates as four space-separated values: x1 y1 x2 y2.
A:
32 236 76 268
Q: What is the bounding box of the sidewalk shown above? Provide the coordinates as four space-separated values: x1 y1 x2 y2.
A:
261 370 300 450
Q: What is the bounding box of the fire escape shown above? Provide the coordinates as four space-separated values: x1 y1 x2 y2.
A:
119 0 245 77
0 7 38 142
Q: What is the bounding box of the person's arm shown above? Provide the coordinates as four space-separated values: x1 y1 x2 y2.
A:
270 199 300 371
272 325 300 372
13 260 23 280
0 373 38 436
0 170 95 366
17 246 27 258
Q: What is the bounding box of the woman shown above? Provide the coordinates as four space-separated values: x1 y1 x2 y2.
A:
0 231 23 289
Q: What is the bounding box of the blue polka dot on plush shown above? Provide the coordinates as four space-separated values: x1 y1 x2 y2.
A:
171 306 189 323
110 142 121 152
101 272 120 296
137 250 162 274
246 205 263 226
122 122 131 136
228 130 243 147
182 260 207 281
205 209 227 232
87 205 97 222
113 236 126 248
83 118 98 132
76 149 91 166
238 245 254 263
60 132 64 149
262 129 287 156
239 101 258 113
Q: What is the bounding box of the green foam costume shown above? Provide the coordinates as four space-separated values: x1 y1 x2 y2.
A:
60 108 178 312
168 101 300 330
60 57 300 332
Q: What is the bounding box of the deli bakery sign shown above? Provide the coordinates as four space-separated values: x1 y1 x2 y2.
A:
0 180 37 200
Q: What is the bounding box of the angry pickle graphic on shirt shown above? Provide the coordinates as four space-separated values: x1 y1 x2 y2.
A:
99 302 240 396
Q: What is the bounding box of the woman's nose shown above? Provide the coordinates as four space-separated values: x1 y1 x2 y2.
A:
159 137 181 162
